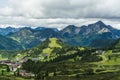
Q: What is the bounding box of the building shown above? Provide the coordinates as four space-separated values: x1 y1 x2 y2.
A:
19 70 35 77
96 50 105 54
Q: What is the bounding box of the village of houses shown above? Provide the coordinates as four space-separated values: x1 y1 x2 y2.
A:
0 50 106 77
0 57 40 77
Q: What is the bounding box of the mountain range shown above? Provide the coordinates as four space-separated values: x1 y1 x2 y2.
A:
0 27 20 36
61 21 120 47
0 21 120 50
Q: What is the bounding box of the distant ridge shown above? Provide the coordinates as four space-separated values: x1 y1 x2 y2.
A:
0 21 120 50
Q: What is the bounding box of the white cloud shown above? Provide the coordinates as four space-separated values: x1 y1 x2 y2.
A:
0 0 120 29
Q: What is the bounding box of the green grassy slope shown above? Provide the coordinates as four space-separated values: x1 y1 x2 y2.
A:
0 35 23 50
1 38 120 80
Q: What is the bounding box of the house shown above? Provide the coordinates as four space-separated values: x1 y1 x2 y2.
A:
9 62 22 71
32 58 39 61
0 60 21 72
19 70 35 77
10 64 18 71
20 57 29 63
1 60 12 65
96 50 105 54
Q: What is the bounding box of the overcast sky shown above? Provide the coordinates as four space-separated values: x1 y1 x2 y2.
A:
0 0 120 30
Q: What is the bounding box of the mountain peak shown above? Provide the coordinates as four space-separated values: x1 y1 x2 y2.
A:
95 21 105 26
62 25 77 31
20 27 32 31
66 25 76 28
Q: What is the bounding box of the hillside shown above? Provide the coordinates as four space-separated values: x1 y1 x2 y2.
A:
90 39 116 48
14 38 69 60
8 28 60 49
111 39 120 52
0 35 23 50
21 42 120 80
1 37 120 80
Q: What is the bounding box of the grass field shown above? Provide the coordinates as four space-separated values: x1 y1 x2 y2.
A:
49 38 62 48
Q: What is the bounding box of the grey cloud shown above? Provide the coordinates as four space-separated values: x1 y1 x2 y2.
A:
1 0 120 19
0 0 120 29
